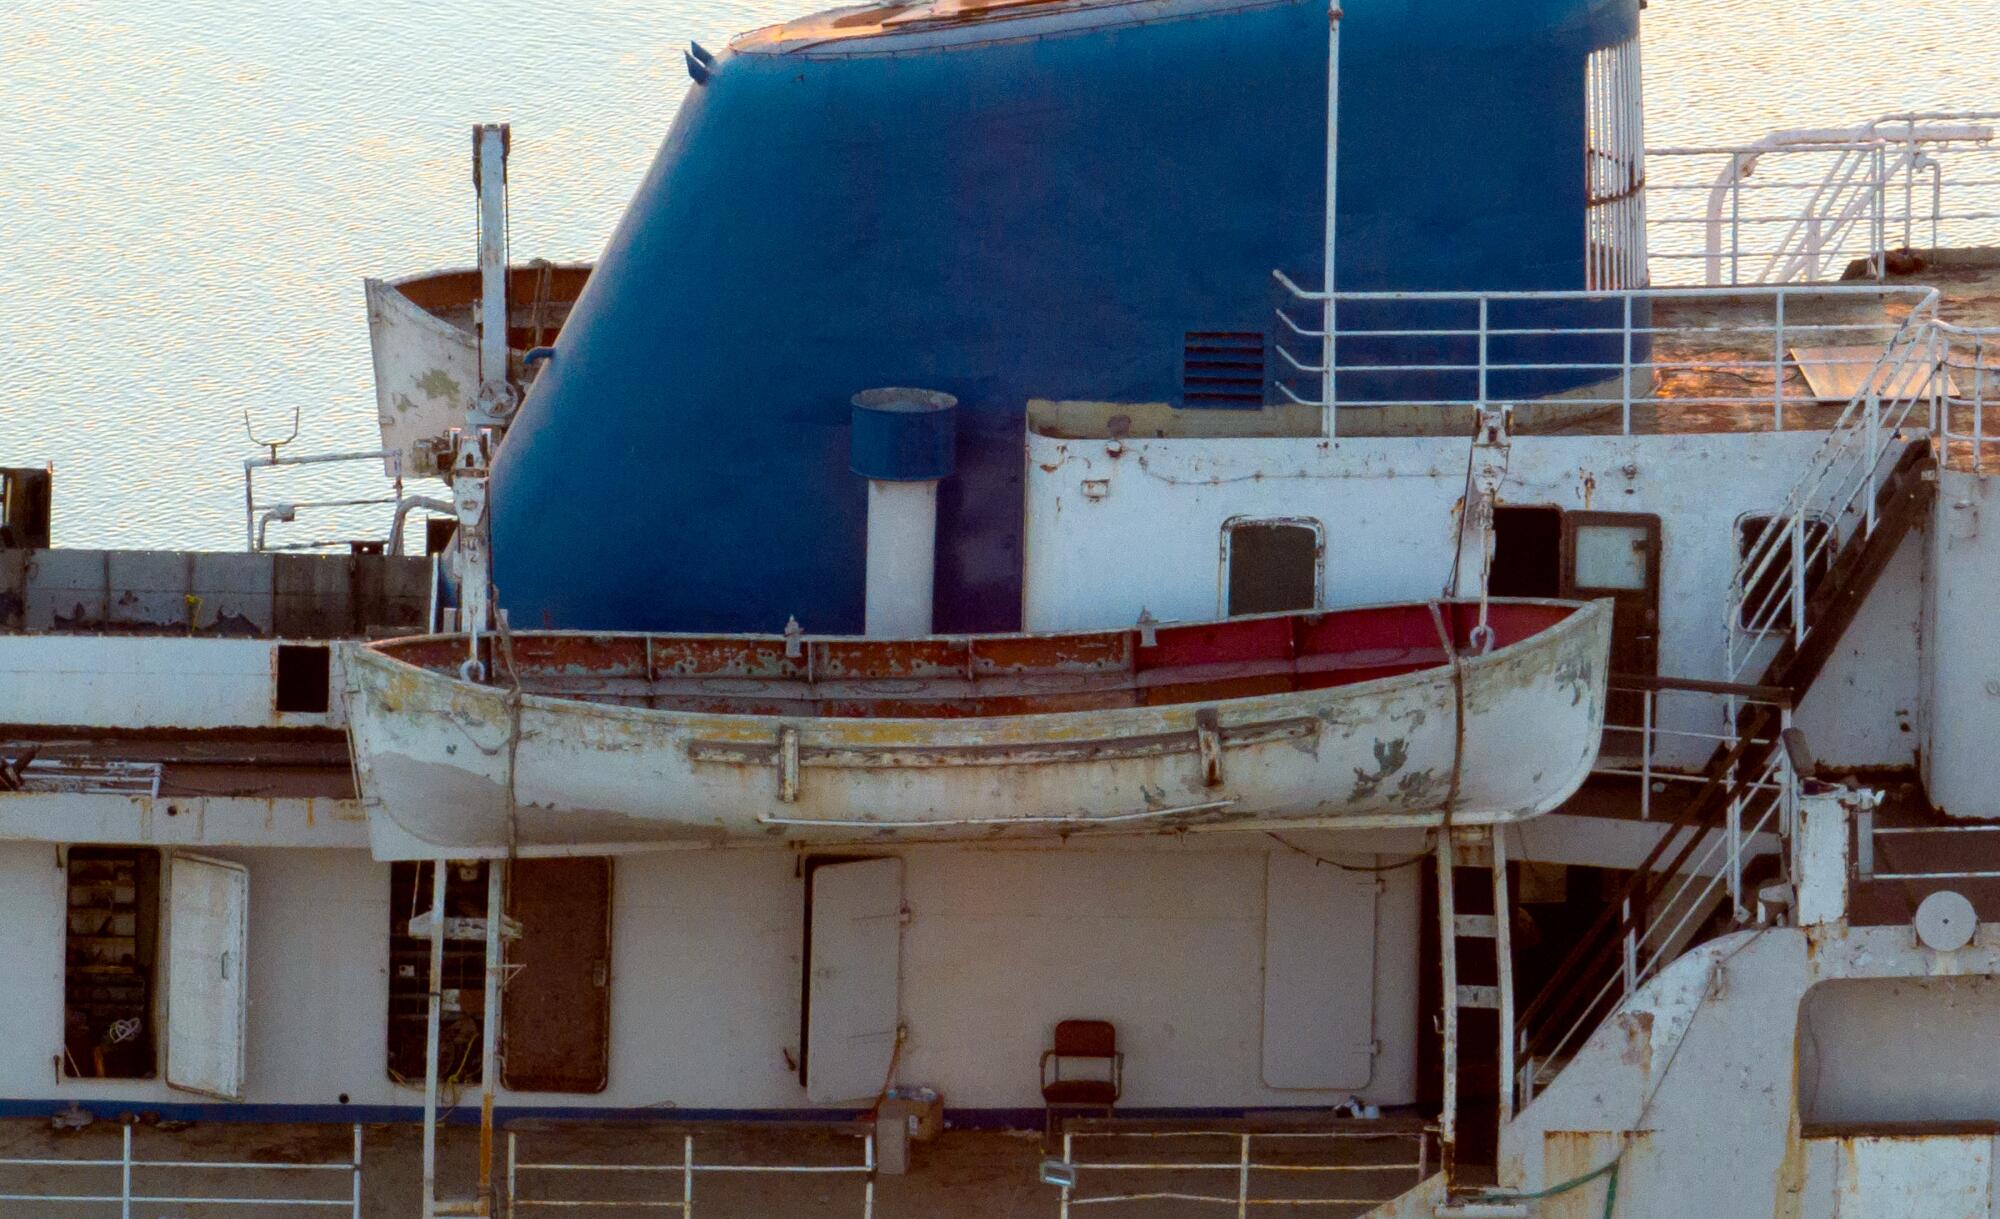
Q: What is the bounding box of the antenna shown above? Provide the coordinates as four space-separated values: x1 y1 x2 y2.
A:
243 406 300 461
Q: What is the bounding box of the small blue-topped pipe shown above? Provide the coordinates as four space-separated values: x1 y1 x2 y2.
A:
850 388 957 637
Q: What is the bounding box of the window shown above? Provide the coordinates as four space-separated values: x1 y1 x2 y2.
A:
387 861 489 1086
1223 517 1323 616
1585 37 1648 290
1183 332 1267 407
1737 514 1833 631
64 847 161 1079
275 644 331 713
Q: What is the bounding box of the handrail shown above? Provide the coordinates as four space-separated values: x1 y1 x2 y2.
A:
1645 112 2000 286
1728 302 1942 682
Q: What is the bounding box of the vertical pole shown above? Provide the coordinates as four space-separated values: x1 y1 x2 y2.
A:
1059 1132 1074 1219
1621 294 1633 435
1729 158 1742 286
121 1121 132 1219
1434 830 1458 1186
1728 783 1744 919
353 1124 365 1219
1865 390 1880 535
1639 690 1654 821
1236 1133 1251 1219
475 124 510 403
1790 515 1807 649
1477 297 1489 408
683 1134 695 1219
1492 829 1515 1128
862 1132 875 1219
506 1132 517 1219
1976 335 1987 475
478 861 505 1214
421 860 448 1219
1320 3 1342 437
1773 290 1787 430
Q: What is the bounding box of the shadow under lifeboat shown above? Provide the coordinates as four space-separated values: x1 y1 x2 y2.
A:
342 598 1611 855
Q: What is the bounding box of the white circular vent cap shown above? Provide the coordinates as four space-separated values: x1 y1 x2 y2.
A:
1915 890 1977 952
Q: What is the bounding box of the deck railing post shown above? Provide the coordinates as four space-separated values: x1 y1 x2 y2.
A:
684 1134 696 1218
120 1122 131 1219
1237 1133 1251 1219
1477 296 1490 407
1773 290 1787 430
1621 293 1634 434
1729 159 1742 286
1865 390 1880 535
1640 689 1654 821
353 1124 365 1219
506 1132 517 1219
1790 514 1808 649
1060 1132 1074 1219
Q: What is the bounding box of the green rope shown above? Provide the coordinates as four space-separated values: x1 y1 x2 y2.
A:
1474 1155 1622 1217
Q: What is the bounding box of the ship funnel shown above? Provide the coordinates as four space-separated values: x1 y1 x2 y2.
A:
850 388 958 638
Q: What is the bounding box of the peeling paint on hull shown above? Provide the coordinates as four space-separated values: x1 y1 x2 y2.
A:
342 599 1610 855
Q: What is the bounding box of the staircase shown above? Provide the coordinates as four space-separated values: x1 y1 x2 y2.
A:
1511 310 1943 1109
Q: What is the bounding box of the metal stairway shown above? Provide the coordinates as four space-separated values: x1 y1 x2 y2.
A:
1512 311 1944 1112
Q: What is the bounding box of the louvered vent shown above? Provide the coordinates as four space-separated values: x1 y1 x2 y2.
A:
1182 331 1266 407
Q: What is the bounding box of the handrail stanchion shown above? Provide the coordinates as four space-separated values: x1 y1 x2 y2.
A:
1621 294 1634 435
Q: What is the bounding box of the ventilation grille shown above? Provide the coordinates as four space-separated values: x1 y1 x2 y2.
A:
1183 332 1267 407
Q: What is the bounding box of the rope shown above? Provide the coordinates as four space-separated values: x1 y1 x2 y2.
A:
1265 831 1432 873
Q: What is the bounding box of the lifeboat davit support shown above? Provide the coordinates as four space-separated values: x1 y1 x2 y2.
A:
343 598 1610 857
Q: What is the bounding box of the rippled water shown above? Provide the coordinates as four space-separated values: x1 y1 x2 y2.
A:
2 0 1995 549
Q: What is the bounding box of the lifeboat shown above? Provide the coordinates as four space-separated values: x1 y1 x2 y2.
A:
363 262 592 477
342 598 1609 855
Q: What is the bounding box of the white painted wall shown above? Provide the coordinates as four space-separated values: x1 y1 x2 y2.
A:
1924 467 2000 816
0 837 1421 1115
1023 429 1921 770
0 636 343 730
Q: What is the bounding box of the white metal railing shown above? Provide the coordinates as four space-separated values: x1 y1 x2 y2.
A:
0 1122 362 1216
1856 818 2000 882
1647 113 2000 286
244 446 407 553
1727 303 1946 683
506 1130 875 1217
1270 276 1937 436
1047 1127 1432 1216
1931 321 2000 473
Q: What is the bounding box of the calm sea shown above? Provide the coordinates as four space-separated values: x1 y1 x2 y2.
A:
2 0 1995 549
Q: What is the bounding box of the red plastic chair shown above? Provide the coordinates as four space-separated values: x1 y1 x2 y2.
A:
1040 1019 1123 1141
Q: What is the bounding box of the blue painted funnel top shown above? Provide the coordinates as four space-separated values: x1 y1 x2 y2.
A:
492 0 1644 636
851 388 958 483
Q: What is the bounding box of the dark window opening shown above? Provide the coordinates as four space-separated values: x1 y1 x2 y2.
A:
1183 332 1266 407
1490 506 1566 598
64 847 160 1079
1226 519 1320 616
1738 515 1833 631
387 861 489 1086
275 644 332 713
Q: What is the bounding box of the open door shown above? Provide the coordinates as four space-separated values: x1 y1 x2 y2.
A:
1262 850 1377 1088
503 858 613 1093
1563 511 1661 750
165 854 248 1099
803 858 904 1105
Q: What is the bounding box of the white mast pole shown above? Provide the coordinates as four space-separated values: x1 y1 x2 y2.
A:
1322 5 1343 437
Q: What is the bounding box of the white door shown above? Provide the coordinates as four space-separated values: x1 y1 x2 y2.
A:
806 858 904 1104
1261 850 1377 1089
165 854 249 1099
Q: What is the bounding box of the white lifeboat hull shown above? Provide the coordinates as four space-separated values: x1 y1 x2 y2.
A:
343 599 1610 856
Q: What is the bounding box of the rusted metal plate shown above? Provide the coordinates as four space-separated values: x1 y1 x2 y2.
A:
502 857 612 1094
